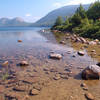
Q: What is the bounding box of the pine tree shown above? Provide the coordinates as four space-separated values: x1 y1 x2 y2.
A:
54 16 63 26
76 4 87 18
87 1 100 20
64 16 69 25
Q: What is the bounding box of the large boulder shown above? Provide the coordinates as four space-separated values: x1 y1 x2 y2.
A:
82 65 100 80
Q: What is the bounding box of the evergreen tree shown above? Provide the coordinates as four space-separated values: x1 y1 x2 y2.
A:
64 16 69 25
76 4 87 18
87 1 100 20
71 13 82 26
54 16 63 26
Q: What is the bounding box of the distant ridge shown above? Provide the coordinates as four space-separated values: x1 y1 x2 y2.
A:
0 17 30 27
32 4 90 27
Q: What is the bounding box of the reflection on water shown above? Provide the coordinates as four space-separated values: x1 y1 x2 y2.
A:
0 27 97 65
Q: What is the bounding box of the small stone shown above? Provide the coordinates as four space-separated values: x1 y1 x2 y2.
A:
60 41 66 44
81 83 87 87
78 51 85 56
19 61 29 66
83 87 88 91
30 89 40 95
89 41 97 45
91 50 95 52
72 55 76 57
53 74 61 80
18 40 22 42
85 93 94 100
49 53 62 60
97 62 100 67
2 61 9 66
94 39 99 42
60 74 68 79
13 85 28 92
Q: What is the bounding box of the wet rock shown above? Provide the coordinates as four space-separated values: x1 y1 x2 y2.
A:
85 93 94 100
17 40 22 42
5 92 18 100
22 77 39 84
91 50 95 52
81 83 88 91
75 37 81 42
78 51 85 56
83 87 88 91
53 74 61 80
60 74 68 79
89 41 97 45
80 37 87 43
19 61 29 66
96 62 100 67
29 89 40 95
94 39 99 42
82 65 100 80
97 42 100 45
2 61 9 66
13 85 27 92
60 41 66 44
81 83 87 87
72 55 76 57
49 53 62 60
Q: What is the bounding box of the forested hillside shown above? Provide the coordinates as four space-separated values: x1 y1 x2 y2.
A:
52 1 100 40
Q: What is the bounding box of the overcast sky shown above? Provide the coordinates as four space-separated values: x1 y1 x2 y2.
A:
0 0 97 22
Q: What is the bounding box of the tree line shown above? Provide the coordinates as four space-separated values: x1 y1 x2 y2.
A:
51 1 100 40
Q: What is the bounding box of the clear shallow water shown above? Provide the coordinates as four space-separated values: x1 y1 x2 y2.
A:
0 27 97 67
0 27 100 100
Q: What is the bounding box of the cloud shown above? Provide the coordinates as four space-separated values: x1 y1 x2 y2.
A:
53 0 96 8
53 2 62 8
25 13 31 17
66 0 96 5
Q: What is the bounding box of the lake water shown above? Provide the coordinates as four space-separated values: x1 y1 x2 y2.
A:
0 27 96 67
0 27 100 100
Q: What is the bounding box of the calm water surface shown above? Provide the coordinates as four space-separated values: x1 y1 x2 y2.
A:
0 27 97 68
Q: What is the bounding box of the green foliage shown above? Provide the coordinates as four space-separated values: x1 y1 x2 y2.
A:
64 17 69 25
54 16 63 26
52 1 100 40
71 14 82 26
76 4 87 18
87 1 100 20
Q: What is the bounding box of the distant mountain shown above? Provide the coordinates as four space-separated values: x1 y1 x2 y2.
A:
0 17 30 27
32 4 90 27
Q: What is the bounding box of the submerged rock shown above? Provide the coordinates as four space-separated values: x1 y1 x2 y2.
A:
18 40 22 42
2 61 9 66
96 62 100 67
29 89 40 95
49 53 62 60
19 61 29 66
85 93 94 100
53 74 61 80
82 65 100 80
78 51 85 56
60 41 66 44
